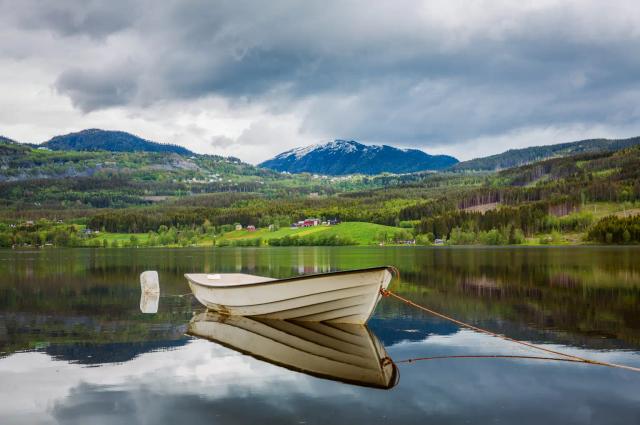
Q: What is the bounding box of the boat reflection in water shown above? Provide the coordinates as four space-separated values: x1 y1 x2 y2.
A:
187 311 399 389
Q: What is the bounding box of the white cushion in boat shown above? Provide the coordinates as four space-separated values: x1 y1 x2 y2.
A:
185 273 276 287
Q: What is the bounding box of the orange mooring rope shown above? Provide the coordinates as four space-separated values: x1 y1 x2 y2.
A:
380 284 640 373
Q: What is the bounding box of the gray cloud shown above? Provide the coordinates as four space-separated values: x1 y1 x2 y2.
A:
56 64 139 111
1 0 640 156
8 0 139 39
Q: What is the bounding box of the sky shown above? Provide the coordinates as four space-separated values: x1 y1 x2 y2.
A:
1 0 640 164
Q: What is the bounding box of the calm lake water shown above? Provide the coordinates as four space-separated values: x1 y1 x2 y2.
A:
1 246 639 424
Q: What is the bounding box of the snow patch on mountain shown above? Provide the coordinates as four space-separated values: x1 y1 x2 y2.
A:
276 140 362 160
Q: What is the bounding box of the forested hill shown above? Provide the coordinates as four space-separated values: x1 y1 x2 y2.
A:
0 137 384 211
453 136 640 171
42 129 194 156
0 136 29 155
0 136 20 145
260 139 458 175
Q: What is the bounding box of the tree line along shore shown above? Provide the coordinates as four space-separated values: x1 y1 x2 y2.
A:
2 205 639 248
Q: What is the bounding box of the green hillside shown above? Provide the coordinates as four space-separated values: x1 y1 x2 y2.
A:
42 129 194 155
453 136 640 171
0 138 388 213
2 133 640 247
219 222 409 246
76 222 409 248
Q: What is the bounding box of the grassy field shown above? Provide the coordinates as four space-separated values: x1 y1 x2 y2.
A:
88 232 151 246
80 202 640 248
219 222 407 245
86 222 408 247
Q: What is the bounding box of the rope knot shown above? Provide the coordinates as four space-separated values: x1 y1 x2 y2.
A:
380 356 393 367
380 288 391 297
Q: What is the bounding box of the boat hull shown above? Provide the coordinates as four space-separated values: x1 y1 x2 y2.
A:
188 312 398 389
185 267 393 324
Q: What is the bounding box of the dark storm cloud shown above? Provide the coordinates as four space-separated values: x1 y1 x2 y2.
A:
56 65 139 111
6 0 139 39
2 0 640 148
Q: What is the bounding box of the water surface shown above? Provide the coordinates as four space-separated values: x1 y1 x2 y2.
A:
1 247 639 424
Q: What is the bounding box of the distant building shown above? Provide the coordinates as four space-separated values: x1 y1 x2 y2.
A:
434 238 444 245
247 225 256 232
235 224 243 231
291 218 323 228
303 218 320 227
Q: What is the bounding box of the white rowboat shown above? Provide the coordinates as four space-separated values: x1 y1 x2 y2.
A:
184 266 394 324
188 311 399 389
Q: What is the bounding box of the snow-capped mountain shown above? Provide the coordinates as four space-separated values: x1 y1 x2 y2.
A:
259 140 458 175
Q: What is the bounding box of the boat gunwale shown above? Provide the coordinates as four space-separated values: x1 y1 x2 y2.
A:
184 265 394 289
195 283 378 311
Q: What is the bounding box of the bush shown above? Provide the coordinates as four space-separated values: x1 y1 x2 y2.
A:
510 228 526 244
229 238 262 247
415 234 433 245
0 233 12 247
539 231 562 245
448 227 477 245
479 229 507 245
268 234 355 246
445 226 523 245
216 239 231 247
